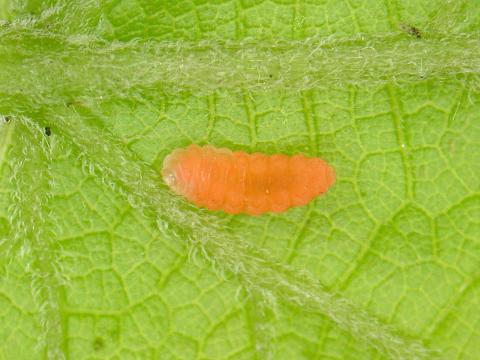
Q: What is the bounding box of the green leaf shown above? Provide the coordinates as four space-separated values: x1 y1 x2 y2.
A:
0 1 479 359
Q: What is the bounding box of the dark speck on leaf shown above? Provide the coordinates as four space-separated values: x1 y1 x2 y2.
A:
269 74 273 78
4 116 11 123
93 337 104 351
402 24 422 38
45 127 51 136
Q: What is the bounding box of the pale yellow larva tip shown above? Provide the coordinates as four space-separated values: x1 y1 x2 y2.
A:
163 168 177 187
162 150 184 193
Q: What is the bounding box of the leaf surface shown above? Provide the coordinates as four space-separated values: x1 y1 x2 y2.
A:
0 1 479 359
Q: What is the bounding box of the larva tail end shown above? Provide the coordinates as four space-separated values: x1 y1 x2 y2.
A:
326 164 336 188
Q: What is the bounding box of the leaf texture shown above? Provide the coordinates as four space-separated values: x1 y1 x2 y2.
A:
0 1 479 359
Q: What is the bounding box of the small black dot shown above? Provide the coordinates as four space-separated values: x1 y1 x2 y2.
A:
45 127 51 136
269 74 273 78
93 337 104 351
4 116 10 123
403 24 422 38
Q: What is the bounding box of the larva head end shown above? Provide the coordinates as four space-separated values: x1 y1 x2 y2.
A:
162 152 182 194
162 168 177 187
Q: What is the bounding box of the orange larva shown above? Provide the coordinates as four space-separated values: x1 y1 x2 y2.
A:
162 144 336 215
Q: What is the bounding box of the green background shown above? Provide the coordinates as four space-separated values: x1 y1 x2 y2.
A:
0 0 479 359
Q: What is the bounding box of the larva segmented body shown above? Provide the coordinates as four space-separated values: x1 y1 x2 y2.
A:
162 144 336 215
